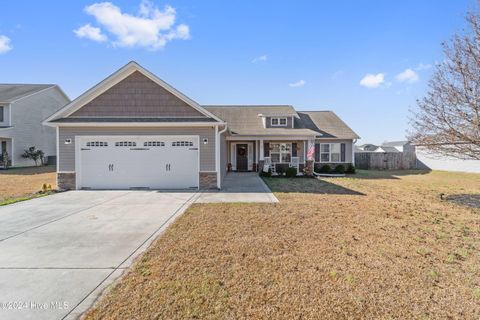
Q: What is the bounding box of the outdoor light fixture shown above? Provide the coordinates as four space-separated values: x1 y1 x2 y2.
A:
65 139 72 144
203 138 208 144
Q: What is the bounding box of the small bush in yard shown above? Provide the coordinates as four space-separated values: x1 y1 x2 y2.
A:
334 164 345 174
40 183 53 194
276 165 285 176
21 146 45 166
260 169 272 177
346 164 356 174
318 164 331 173
285 167 297 178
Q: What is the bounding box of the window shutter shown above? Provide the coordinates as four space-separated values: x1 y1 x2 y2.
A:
292 143 297 157
264 142 270 157
315 143 320 162
341 143 346 162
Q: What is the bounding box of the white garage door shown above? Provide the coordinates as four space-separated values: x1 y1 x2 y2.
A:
77 136 199 189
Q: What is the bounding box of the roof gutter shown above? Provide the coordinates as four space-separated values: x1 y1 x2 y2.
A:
43 121 227 128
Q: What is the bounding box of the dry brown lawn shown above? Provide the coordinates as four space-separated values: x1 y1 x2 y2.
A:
85 170 480 320
0 166 56 201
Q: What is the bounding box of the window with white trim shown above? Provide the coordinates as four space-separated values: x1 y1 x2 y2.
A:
271 117 287 126
172 141 193 147
115 141 136 147
86 141 108 147
144 141 165 147
320 143 341 162
0 106 4 122
270 143 291 163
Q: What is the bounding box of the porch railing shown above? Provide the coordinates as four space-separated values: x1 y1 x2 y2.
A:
263 156 300 174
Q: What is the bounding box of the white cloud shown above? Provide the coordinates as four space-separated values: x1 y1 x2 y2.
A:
288 80 306 88
74 24 107 42
359 73 385 88
0 35 12 54
396 68 419 83
415 63 432 71
77 0 190 50
252 54 267 63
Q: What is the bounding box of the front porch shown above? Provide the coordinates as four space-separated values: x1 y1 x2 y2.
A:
227 140 308 174
0 138 13 168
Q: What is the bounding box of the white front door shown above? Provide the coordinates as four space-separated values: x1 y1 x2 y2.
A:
77 136 199 189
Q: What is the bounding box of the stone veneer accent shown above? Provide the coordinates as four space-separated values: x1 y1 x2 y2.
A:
58 173 76 190
199 172 218 189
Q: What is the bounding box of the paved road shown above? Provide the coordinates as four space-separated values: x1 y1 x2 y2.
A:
0 191 197 320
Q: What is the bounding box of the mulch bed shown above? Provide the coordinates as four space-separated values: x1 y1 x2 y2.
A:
446 194 480 209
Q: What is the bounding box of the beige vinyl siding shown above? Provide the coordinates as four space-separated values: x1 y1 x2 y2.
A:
69 71 206 118
58 126 216 172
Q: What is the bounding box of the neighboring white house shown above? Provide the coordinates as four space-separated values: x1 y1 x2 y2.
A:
356 141 415 153
416 147 480 173
0 84 70 167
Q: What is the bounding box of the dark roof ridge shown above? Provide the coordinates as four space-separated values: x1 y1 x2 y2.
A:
298 110 333 113
0 83 55 86
203 105 293 107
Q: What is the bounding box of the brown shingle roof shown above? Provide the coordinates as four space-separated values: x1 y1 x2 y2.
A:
204 105 314 136
204 106 359 139
298 111 360 139
0 84 55 103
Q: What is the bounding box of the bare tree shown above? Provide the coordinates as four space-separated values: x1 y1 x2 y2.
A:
409 12 480 160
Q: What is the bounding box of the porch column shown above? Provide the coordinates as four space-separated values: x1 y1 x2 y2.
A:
258 139 264 174
259 139 264 160
303 141 306 163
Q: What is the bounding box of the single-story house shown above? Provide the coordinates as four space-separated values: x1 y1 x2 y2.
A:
356 141 415 153
0 84 70 167
44 61 359 190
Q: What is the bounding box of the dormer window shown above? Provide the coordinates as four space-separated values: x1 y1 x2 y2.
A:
271 117 287 126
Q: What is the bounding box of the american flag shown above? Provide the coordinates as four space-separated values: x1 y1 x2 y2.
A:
306 141 315 160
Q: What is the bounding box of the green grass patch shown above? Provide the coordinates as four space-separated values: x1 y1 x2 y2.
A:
0 193 52 206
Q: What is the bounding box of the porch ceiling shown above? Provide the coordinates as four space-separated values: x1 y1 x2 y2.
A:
226 135 317 141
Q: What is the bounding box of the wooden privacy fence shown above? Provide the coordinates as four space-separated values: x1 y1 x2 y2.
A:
355 152 416 170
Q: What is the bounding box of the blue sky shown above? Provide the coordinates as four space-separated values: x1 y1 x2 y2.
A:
0 0 476 143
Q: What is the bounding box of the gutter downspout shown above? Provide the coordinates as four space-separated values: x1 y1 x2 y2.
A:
216 124 228 189
352 139 357 166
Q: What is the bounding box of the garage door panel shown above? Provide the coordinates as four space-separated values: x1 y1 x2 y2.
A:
78 136 199 189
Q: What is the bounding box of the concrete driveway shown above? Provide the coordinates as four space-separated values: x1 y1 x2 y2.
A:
196 172 278 203
0 191 198 320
